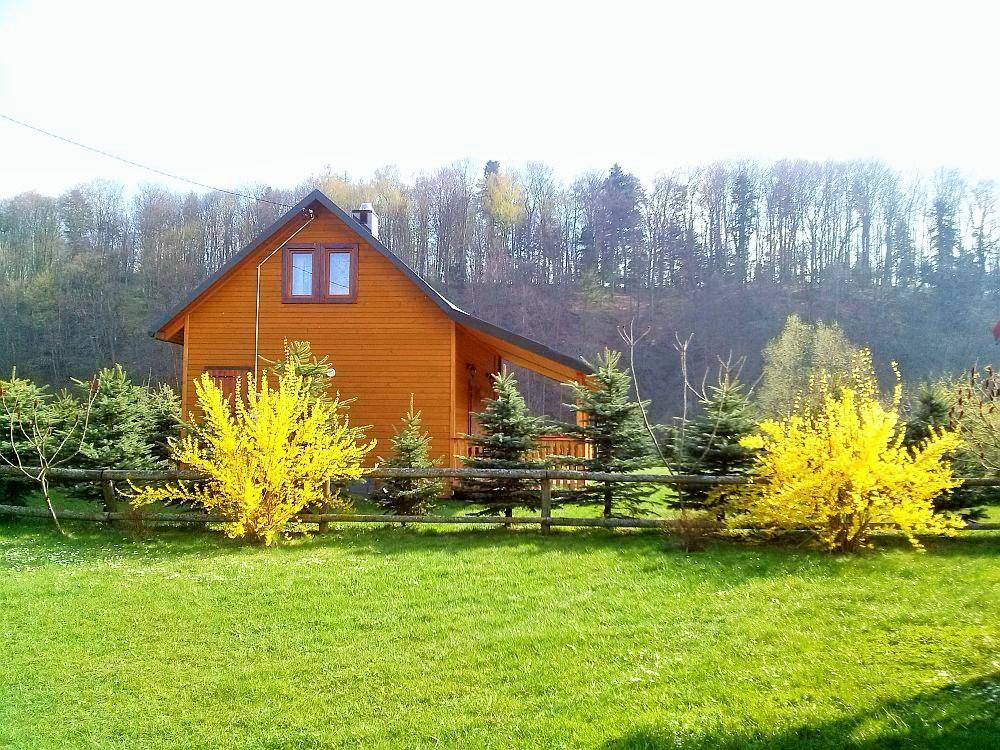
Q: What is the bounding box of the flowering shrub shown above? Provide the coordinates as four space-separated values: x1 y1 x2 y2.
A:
731 355 962 552
127 368 373 545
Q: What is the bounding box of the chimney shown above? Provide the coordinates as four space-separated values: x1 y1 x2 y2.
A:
352 202 379 239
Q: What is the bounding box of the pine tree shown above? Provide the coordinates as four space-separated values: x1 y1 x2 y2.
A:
561 348 652 517
674 376 757 514
905 381 986 521
74 364 177 472
376 397 442 516
267 340 338 407
265 341 368 447
597 164 645 288
145 383 181 463
903 383 951 448
456 368 546 517
729 164 758 283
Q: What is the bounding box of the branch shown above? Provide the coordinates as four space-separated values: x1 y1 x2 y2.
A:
618 318 664 464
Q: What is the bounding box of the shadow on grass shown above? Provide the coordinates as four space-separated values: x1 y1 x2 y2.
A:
2 510 998 575
603 674 1000 750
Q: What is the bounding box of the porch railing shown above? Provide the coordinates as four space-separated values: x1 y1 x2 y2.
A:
450 435 593 488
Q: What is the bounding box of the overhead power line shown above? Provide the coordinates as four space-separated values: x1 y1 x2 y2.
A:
0 112 293 208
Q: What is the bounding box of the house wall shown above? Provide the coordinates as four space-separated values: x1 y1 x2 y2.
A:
181 205 455 466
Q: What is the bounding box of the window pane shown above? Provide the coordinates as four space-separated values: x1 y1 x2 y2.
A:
290 252 313 296
329 252 352 296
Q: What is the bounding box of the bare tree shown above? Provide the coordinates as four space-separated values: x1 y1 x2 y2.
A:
618 318 665 463
0 373 99 534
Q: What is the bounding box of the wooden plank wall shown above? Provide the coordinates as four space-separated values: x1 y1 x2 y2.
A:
182 206 454 465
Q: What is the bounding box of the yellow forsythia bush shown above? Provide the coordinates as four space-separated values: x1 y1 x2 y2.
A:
128 369 374 545
731 357 963 552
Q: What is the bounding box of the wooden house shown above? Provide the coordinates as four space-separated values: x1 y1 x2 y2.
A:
152 190 589 466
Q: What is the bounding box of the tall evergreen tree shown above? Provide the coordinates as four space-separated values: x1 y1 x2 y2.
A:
376 397 442 516
928 170 964 274
729 164 758 284
561 348 652 517
674 375 757 514
456 368 546 518
597 164 645 288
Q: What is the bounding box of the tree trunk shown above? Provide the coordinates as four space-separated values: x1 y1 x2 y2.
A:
40 475 65 536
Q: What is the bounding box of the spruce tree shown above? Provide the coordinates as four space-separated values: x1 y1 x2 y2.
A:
561 348 652 517
674 376 757 514
267 340 338 407
73 365 179 473
903 383 951 448
905 381 986 521
376 397 443 516
456 368 546 517
145 383 182 463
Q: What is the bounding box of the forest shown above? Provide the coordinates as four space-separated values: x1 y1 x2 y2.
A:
1 158 997 421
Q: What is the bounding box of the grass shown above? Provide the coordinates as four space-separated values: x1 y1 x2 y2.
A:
0 514 997 749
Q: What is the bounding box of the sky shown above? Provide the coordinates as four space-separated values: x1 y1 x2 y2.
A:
0 0 998 198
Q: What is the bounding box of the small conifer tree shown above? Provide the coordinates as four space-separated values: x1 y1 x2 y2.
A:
145 383 182 463
377 397 442 516
561 348 652 517
456 368 546 517
68 366 179 502
74 364 174 472
0 369 98 533
905 380 986 521
903 382 951 448
674 375 757 514
267 340 338 407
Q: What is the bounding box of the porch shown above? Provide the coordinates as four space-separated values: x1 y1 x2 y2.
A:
452 321 590 473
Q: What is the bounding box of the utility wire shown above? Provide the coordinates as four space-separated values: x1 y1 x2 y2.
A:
0 112 293 208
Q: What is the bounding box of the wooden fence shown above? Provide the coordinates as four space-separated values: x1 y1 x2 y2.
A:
0 465 997 532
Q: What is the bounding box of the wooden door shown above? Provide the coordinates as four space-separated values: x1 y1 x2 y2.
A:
203 367 250 410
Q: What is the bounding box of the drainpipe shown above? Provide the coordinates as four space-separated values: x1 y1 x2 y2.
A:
254 208 316 380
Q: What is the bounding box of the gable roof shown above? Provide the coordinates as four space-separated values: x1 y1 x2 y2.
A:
151 189 588 374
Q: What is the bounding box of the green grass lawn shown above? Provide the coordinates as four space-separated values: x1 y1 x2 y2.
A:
0 517 997 749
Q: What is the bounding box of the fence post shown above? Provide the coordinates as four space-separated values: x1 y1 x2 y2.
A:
100 468 118 525
318 480 342 534
317 480 332 534
540 474 552 535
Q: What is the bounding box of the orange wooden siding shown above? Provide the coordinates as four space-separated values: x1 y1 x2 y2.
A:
180 206 454 466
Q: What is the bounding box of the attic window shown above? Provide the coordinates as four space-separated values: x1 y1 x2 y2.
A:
282 243 358 303
289 251 314 296
327 250 353 297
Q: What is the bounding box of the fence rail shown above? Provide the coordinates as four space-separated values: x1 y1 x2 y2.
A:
0 465 997 532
